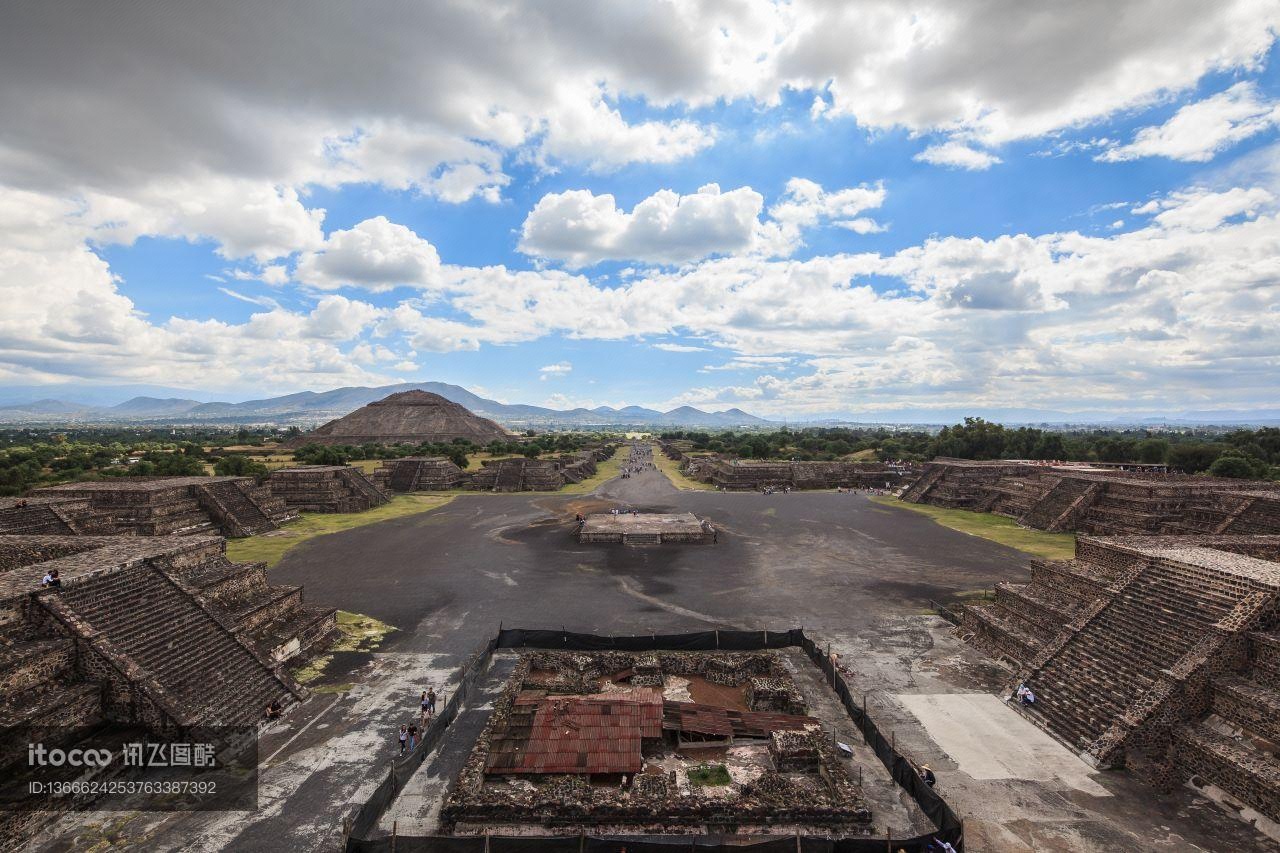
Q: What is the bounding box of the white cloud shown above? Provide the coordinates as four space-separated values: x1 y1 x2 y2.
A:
296 217 443 291
0 187 391 392
521 178 886 267
537 90 715 172
520 184 764 267
1148 187 1273 230
914 141 1002 171
218 288 279 309
2 181 1279 410
774 0 1279 146
539 361 573 380
83 180 326 262
653 343 709 352
759 178 887 253
1099 82 1280 163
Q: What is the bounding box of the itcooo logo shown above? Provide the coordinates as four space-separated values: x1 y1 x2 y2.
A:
27 744 114 767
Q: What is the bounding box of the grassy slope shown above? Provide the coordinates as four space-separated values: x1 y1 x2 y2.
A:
868 495 1076 562
557 445 627 495
651 448 717 490
226 494 454 567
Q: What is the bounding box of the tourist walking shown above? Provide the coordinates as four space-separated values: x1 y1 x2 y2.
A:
397 724 408 755
427 687 437 716
408 723 418 751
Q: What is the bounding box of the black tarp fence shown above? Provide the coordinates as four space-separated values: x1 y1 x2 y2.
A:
344 629 963 853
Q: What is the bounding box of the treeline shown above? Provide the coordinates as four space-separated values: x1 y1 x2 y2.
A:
0 440 228 495
291 432 610 468
660 419 1280 479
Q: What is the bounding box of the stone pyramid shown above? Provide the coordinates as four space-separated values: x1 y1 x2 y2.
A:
294 390 511 446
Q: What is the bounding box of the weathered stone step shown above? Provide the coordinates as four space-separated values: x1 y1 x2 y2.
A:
1211 676 1280 744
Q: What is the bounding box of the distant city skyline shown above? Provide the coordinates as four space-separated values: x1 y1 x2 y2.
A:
2 2 1279 419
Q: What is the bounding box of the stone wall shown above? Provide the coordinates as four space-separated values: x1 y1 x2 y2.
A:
29 477 297 538
269 465 389 513
443 650 872 834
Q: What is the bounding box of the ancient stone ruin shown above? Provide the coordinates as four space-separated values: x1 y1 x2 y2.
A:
662 449 912 491
905 458 1280 536
373 456 467 491
28 477 297 538
0 534 333 837
0 496 109 536
577 512 714 545
290 390 511 447
443 650 871 836
372 446 617 493
268 465 389 513
959 534 1280 824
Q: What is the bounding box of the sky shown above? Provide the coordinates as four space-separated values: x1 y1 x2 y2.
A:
2 0 1280 419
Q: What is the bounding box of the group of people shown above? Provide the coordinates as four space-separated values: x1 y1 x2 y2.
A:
396 688 438 755
620 446 653 478
1012 683 1036 707
40 569 61 588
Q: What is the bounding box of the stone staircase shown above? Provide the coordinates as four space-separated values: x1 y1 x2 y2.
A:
195 480 277 537
1018 548 1280 765
0 501 78 535
163 554 337 664
1165 628 1280 822
40 560 300 726
1020 476 1095 531
622 532 661 546
337 467 390 507
387 460 421 491
492 461 524 492
901 465 944 503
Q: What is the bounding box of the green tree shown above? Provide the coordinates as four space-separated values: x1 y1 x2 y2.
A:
214 455 270 478
1136 438 1169 464
1208 453 1256 479
1167 443 1224 474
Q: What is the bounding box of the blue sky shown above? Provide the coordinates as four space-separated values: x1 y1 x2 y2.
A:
3 1 1280 418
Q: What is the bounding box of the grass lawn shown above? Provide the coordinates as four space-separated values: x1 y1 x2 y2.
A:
292 610 397 689
558 446 627 494
465 452 521 471
226 494 454 567
687 764 732 786
651 448 717 490
868 495 1076 561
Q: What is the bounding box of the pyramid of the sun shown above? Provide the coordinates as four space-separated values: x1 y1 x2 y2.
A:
293 390 512 446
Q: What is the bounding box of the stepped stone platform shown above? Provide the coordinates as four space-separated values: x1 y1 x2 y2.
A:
0 534 332 838
30 476 296 538
268 465 389 513
959 534 1280 826
578 512 714 545
373 446 618 493
372 456 466 492
0 495 108 535
904 458 1280 536
689 458 911 491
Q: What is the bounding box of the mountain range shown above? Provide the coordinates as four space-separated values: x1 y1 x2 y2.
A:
1 382 1278 428
0 382 771 428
